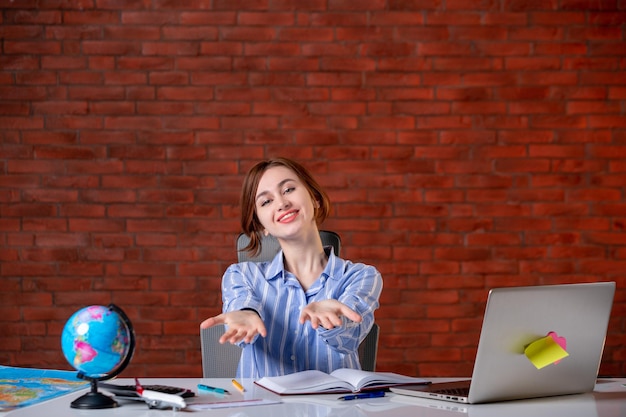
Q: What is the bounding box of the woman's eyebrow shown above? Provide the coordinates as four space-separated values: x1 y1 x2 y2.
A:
255 178 296 201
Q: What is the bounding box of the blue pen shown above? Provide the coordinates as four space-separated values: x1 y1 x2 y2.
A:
197 384 230 395
338 390 385 401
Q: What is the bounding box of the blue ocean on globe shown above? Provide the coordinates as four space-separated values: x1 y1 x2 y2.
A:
61 305 132 378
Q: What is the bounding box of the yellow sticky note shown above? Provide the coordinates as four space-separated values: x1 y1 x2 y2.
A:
524 334 569 370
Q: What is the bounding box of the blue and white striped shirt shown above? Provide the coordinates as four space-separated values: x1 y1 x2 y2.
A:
221 247 382 378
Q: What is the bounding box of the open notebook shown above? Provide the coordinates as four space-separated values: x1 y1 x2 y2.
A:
391 282 615 404
255 368 429 395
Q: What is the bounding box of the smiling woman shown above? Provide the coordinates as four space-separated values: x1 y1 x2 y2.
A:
200 157 383 379
239 157 332 257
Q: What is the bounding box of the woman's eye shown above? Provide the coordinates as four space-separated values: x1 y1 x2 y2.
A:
259 199 271 207
283 186 295 194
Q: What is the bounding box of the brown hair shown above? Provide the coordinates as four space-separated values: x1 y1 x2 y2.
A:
240 157 330 255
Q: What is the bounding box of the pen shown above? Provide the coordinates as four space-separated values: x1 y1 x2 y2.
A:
231 379 245 392
338 390 385 401
197 384 229 395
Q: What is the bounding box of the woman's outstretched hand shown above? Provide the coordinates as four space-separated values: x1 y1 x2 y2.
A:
201 310 267 344
299 299 362 330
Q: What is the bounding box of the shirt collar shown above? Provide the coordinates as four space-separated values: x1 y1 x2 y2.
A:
265 246 344 282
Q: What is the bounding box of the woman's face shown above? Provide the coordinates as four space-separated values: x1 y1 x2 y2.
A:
254 165 317 239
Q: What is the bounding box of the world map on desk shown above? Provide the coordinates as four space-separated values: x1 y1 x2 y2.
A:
0 366 89 411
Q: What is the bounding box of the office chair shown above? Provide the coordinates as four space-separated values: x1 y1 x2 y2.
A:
358 323 379 372
236 230 341 262
200 230 379 376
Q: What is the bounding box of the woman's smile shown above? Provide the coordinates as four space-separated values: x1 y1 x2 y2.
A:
277 209 298 223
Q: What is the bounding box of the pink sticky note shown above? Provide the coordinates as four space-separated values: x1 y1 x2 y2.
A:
547 331 567 364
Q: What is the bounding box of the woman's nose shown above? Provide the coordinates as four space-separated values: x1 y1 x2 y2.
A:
276 195 290 210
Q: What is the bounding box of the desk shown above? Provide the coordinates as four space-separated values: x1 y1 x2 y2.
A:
4 378 626 417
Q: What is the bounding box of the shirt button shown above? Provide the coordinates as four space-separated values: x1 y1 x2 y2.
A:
291 355 296 361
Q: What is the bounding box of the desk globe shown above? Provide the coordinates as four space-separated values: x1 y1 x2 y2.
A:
61 304 135 409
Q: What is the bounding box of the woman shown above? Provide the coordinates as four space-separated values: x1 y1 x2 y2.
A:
201 157 382 378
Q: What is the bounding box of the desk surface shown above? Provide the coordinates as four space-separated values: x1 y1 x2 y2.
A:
4 377 626 417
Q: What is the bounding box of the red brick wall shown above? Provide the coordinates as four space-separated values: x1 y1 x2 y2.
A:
1 1 625 378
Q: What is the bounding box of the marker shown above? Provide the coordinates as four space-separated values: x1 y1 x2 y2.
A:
197 384 229 395
231 379 245 392
338 390 385 401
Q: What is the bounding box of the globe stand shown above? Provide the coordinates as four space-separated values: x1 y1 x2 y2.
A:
71 378 118 409
64 304 136 410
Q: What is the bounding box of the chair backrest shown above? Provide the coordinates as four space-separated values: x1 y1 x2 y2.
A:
236 230 341 263
358 323 379 371
201 324 241 378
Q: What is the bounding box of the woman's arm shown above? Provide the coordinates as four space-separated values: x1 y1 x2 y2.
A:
200 263 267 345
303 262 383 353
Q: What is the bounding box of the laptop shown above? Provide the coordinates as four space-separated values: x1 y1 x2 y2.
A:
391 282 615 404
